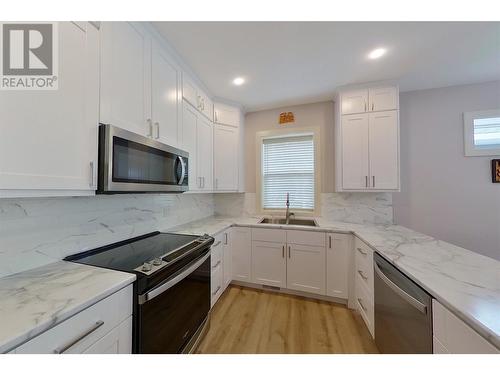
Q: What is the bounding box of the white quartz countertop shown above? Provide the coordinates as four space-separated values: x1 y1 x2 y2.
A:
168 215 500 350
0 261 135 353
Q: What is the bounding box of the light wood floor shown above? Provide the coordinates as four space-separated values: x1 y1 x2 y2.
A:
196 285 379 354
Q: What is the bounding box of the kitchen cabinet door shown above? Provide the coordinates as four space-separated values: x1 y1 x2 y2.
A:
368 111 399 190
83 316 132 354
100 22 151 136
214 124 239 191
214 103 240 127
251 241 287 288
182 73 199 111
199 91 214 121
196 116 213 191
286 244 326 295
232 227 252 282
151 41 181 147
341 89 368 115
341 114 370 189
368 87 398 112
181 102 199 191
222 230 233 289
326 233 351 299
0 22 99 197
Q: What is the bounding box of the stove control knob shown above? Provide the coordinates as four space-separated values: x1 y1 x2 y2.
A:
142 262 152 272
152 257 162 266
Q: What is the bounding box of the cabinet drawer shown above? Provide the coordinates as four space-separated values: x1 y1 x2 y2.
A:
16 285 133 354
355 278 374 337
355 237 373 270
286 230 325 247
211 264 223 306
252 228 285 243
83 316 132 354
211 235 223 268
355 252 373 292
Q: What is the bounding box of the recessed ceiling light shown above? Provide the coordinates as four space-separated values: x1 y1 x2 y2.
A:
232 77 245 86
368 48 387 60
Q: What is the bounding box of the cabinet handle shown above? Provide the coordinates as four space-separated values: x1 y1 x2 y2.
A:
365 176 368 188
357 298 367 312
329 235 332 249
372 176 375 187
147 118 153 137
198 177 202 188
357 247 368 255
358 270 368 281
202 176 205 188
364 101 367 112
89 161 95 188
214 110 218 122
372 102 374 111
212 240 221 248
282 245 285 258
154 122 160 139
288 246 291 259
215 178 218 190
212 260 221 269
224 233 228 245
53 320 104 354
212 286 221 296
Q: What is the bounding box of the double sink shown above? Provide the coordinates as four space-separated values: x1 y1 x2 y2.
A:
258 217 318 227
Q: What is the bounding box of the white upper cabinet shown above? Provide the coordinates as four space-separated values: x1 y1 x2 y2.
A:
341 89 368 115
214 103 241 127
100 22 151 136
368 111 399 189
181 103 199 191
151 41 182 147
182 74 213 121
197 116 214 191
336 85 400 192
341 87 398 115
341 114 370 189
214 124 239 191
0 22 99 197
368 87 398 112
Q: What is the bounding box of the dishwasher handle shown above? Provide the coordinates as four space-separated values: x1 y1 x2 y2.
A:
374 261 427 314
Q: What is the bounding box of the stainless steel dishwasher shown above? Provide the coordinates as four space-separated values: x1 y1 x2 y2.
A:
374 252 433 353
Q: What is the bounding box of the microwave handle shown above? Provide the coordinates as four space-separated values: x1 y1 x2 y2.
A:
177 156 186 185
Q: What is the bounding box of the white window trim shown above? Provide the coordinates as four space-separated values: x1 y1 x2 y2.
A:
255 127 321 216
464 109 500 156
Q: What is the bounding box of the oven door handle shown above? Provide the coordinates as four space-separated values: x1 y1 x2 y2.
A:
374 261 427 314
138 250 210 305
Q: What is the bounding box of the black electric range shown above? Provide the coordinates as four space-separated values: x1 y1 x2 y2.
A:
65 231 214 354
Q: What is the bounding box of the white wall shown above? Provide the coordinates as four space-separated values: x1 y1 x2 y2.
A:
0 194 214 278
393 81 500 260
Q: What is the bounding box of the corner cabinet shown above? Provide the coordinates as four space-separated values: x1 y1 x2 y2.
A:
0 22 99 198
336 86 400 192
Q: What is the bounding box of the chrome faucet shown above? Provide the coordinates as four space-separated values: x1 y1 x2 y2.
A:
285 193 295 224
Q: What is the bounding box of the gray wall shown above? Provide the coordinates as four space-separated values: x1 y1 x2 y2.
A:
393 81 500 260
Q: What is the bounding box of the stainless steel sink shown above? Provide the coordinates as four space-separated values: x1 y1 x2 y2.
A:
258 217 318 227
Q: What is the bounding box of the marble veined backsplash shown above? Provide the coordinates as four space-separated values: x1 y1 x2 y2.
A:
214 192 393 225
0 193 214 278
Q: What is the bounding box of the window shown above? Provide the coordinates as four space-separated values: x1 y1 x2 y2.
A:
464 109 500 156
261 134 315 210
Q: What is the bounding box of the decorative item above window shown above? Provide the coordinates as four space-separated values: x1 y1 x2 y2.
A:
464 109 500 156
279 112 295 124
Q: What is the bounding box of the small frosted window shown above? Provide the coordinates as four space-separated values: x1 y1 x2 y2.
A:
473 117 500 148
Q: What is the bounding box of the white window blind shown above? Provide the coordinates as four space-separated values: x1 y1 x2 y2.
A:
473 117 500 148
262 135 315 210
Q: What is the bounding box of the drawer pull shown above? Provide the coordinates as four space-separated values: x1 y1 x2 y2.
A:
358 270 368 281
212 260 221 269
212 241 222 248
356 247 368 255
357 298 367 312
53 320 104 354
212 286 221 296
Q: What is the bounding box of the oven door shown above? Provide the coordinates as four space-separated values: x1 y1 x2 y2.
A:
136 250 211 354
98 124 189 193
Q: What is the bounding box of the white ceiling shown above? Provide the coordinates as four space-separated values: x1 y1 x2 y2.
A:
153 22 500 112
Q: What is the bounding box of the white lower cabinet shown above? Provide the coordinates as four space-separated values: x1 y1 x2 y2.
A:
287 243 326 295
231 227 252 283
222 230 232 289
354 237 374 337
251 241 286 288
432 300 498 354
15 285 133 354
326 233 351 299
211 233 224 307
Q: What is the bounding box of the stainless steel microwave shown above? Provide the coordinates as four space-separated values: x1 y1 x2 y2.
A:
98 124 188 193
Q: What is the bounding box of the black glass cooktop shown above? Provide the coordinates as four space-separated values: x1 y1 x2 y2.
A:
65 232 200 272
